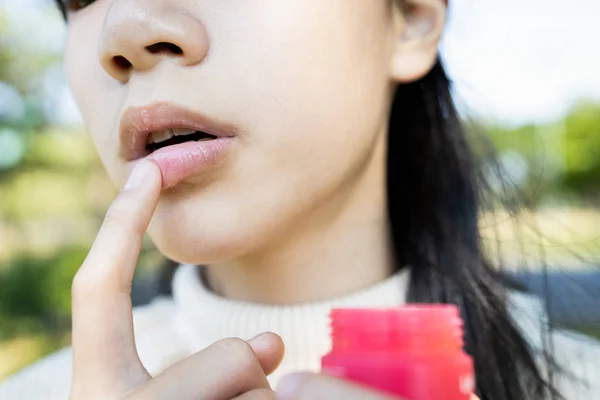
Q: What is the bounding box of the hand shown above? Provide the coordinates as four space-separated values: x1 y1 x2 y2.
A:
69 159 284 400
276 373 481 400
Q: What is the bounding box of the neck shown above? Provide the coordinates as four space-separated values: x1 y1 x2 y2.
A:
205 131 393 305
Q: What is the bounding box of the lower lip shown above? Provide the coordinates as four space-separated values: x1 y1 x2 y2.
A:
144 137 234 189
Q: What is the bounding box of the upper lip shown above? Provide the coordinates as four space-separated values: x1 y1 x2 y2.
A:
119 102 238 161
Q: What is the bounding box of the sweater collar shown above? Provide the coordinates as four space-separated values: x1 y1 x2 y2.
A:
171 264 410 377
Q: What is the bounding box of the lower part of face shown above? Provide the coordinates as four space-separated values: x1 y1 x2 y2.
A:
65 0 395 264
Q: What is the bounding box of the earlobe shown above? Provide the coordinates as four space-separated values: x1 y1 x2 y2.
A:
389 0 446 83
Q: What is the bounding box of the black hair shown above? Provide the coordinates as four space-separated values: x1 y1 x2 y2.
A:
55 1 66 19
389 58 560 399
54 1 561 398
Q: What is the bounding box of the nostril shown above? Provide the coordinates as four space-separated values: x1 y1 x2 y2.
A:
145 42 183 55
113 55 132 70
104 41 187 79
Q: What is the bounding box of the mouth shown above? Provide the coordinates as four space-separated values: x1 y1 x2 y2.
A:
120 102 237 161
145 129 218 154
119 102 237 188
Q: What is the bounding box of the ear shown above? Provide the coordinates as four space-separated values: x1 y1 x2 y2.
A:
389 0 447 83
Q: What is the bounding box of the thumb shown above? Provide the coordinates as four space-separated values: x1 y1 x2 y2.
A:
247 332 285 376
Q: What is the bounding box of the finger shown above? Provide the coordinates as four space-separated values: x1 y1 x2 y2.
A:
139 338 272 400
247 332 285 376
276 373 399 400
71 160 162 392
232 388 276 400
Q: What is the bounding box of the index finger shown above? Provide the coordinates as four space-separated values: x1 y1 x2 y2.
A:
71 159 162 394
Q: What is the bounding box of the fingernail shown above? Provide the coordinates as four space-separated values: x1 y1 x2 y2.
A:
124 160 152 190
276 372 310 400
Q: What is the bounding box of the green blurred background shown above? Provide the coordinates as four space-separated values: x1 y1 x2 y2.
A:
1 0 600 380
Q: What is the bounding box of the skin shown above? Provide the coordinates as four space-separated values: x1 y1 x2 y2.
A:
63 0 463 398
70 160 285 400
65 0 445 304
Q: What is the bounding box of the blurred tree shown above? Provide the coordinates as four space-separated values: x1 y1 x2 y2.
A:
484 102 600 206
561 103 600 199
0 247 86 340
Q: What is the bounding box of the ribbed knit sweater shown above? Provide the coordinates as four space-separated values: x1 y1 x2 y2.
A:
1 264 598 399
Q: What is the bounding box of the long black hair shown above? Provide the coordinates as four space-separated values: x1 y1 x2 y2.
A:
389 58 560 399
55 1 560 398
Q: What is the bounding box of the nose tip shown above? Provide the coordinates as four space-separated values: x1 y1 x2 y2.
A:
98 7 209 82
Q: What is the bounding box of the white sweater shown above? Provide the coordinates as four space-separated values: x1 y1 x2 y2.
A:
0 264 598 399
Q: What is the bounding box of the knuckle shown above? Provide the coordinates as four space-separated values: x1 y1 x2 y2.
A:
71 267 97 299
215 337 260 377
71 259 119 299
103 202 138 236
102 190 148 236
217 337 256 361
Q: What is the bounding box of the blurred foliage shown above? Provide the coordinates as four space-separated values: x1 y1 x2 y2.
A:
0 247 85 340
0 4 163 377
0 126 162 376
561 104 600 197
482 102 600 206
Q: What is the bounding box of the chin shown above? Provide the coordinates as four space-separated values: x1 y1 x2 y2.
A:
147 207 271 266
149 223 242 266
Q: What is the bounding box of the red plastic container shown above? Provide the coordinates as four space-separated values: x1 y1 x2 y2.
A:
321 305 475 399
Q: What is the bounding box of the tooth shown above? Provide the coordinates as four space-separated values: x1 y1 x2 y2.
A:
172 128 197 136
151 129 174 144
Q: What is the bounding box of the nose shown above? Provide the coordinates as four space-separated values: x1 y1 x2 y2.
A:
98 1 209 83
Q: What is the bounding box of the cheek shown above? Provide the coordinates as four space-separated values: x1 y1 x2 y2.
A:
65 30 124 184
65 9 123 182
193 2 391 248
232 1 392 181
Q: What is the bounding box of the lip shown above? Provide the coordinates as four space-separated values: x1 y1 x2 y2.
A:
119 102 238 188
119 102 237 161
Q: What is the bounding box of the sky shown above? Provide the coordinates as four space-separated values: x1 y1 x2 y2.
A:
443 0 600 125
1 0 600 127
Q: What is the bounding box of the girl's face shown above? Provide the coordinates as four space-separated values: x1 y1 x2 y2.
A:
64 0 443 264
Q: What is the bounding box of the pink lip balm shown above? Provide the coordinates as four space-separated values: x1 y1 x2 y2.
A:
321 305 475 400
